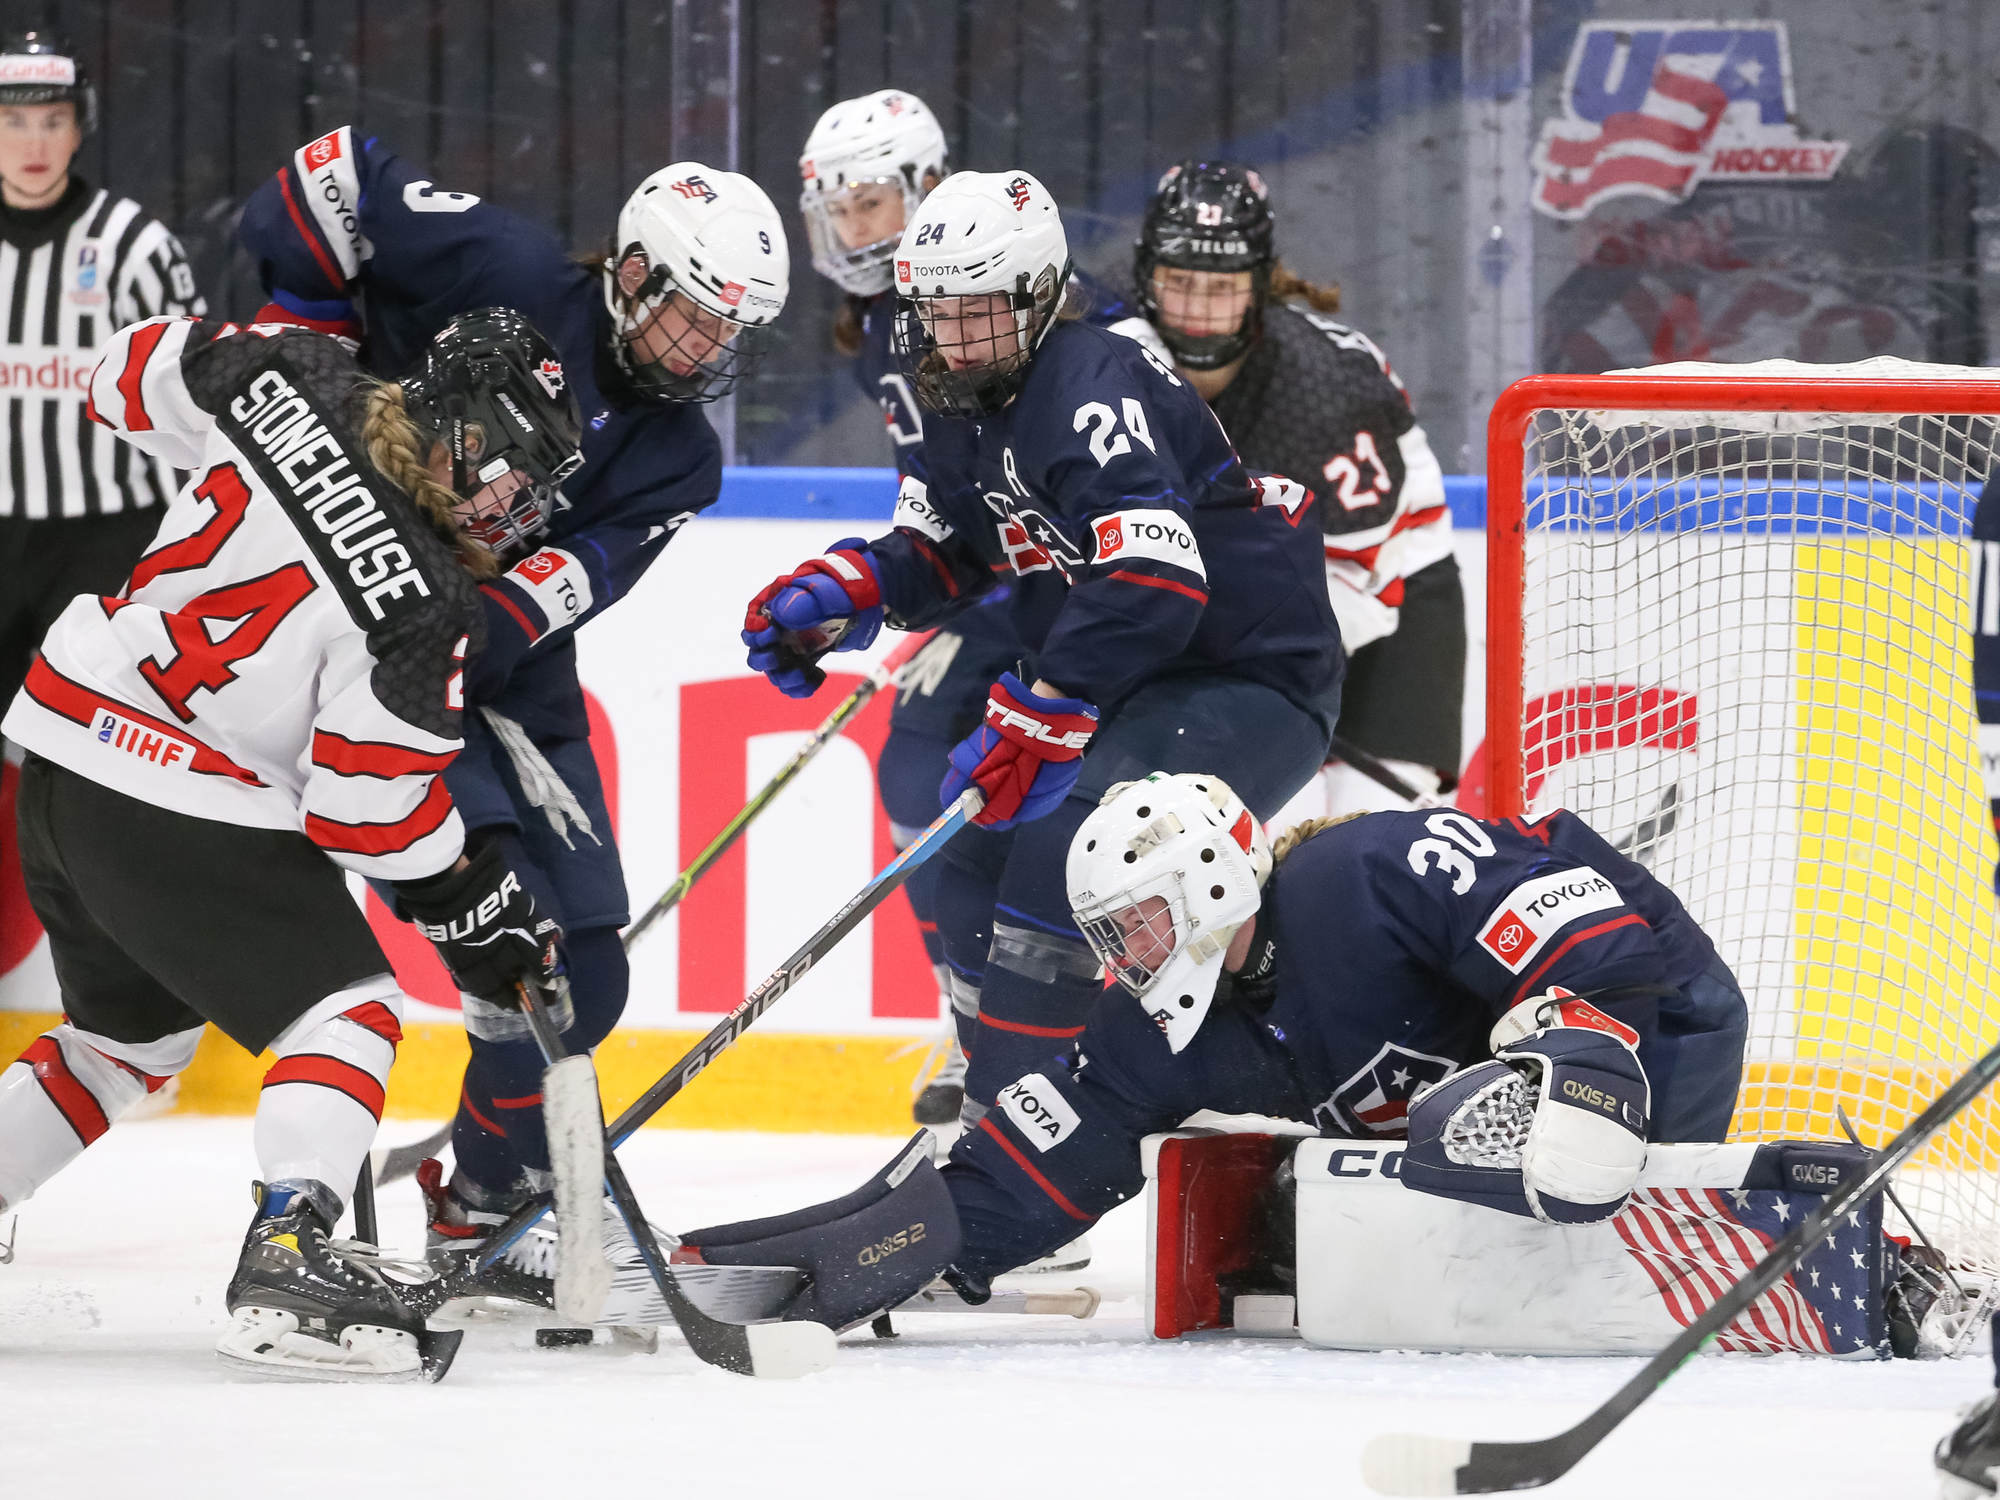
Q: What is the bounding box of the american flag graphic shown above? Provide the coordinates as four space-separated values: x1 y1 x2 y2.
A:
1615 1186 1884 1355
1533 63 1729 220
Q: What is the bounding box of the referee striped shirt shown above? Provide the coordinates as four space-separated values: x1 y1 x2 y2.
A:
0 176 204 519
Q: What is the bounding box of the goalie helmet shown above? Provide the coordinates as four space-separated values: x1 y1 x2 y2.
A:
1067 772 1272 1054
0 28 96 134
602 163 790 403
1134 159 1275 369
800 88 950 297
400 307 584 564
890 169 1071 417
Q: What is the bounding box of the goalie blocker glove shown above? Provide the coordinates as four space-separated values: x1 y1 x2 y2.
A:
397 839 562 1007
940 672 1098 830
741 538 885 697
1403 987 1651 1225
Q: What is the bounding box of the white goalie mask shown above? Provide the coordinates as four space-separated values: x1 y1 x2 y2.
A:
799 88 949 297
1067 773 1273 1054
603 162 790 403
890 169 1072 416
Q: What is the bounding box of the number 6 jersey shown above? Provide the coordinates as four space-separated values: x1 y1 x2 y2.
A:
2 316 483 882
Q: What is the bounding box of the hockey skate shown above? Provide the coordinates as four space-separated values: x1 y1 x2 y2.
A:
1940 1388 2000 1497
1008 1233 1092 1276
910 1026 968 1130
217 1181 460 1383
407 1157 559 1318
1891 1243 2000 1359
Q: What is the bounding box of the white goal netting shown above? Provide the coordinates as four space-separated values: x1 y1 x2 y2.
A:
1496 357 2000 1277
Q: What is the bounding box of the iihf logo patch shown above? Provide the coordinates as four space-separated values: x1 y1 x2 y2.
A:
1319 1042 1456 1136
68 240 104 307
532 358 566 398
670 175 718 203
1007 176 1032 210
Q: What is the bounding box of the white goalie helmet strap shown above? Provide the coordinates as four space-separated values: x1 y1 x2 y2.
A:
608 162 790 327
1066 772 1273 1054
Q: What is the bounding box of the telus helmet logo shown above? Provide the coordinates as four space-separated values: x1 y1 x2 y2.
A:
671 175 718 203
533 357 565 398
1007 176 1032 210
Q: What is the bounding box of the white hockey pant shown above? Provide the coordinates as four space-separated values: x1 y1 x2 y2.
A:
0 974 405 1214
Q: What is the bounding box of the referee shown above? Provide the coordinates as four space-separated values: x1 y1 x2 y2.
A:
0 28 203 759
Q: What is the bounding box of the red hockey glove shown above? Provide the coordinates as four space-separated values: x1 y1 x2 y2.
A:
941 673 1098 830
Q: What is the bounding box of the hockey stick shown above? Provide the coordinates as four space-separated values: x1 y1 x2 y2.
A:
350 1157 380 1246
475 789 984 1277
623 629 934 952
514 980 612 1326
1361 1030 2000 1495
1328 734 1445 808
511 978 833 1379
371 1121 453 1185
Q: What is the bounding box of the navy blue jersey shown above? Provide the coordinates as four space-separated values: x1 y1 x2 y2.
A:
1267 808 1724 1135
938 804 1741 1280
863 318 1343 715
238 127 723 738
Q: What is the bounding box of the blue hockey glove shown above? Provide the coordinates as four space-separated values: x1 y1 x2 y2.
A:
940 673 1098 830
742 537 884 698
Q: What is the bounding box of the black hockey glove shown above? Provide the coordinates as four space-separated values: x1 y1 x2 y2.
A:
397 840 561 1008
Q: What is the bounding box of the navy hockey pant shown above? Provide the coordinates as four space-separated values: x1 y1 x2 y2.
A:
936 672 1335 1110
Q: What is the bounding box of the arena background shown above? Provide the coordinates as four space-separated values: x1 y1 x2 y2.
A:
3 0 1997 1132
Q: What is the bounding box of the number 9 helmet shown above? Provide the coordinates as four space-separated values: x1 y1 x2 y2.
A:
603 163 790 404
1067 773 1272 1054
400 307 584 565
890 169 1071 417
799 88 950 297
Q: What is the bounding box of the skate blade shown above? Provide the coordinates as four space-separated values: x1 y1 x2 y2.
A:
216 1306 460 1384
598 1261 805 1326
1004 1234 1092 1275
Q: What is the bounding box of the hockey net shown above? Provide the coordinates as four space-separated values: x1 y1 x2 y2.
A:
1487 357 2000 1281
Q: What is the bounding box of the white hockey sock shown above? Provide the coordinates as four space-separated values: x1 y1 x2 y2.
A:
254 974 405 1206
0 1021 202 1210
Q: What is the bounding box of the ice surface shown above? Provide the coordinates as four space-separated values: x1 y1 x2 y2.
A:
0 1118 1977 1498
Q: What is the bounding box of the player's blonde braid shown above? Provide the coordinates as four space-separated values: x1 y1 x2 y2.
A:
1269 260 1341 313
1269 810 1369 866
359 381 500 579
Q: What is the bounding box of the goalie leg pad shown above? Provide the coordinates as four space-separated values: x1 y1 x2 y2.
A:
678 1132 961 1331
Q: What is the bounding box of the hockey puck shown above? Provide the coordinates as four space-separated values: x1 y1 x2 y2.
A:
536 1327 594 1348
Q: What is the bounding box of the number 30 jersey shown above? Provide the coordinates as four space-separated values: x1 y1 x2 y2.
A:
1 316 483 882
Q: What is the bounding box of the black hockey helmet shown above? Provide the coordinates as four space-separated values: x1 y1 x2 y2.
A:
1134 159 1275 369
401 308 585 564
0 29 96 134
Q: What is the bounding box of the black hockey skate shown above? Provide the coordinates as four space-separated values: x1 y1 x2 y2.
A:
218 1180 460 1383
403 1157 558 1319
1939 1392 2000 1497
911 1029 967 1128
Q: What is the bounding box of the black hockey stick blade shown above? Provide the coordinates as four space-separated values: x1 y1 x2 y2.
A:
1361 1028 2000 1495
1329 734 1443 808
415 1325 464 1383
372 1121 452 1185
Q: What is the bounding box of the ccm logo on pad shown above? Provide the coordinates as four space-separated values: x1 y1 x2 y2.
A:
998 1073 1080 1152
1476 866 1626 974
1090 509 1204 575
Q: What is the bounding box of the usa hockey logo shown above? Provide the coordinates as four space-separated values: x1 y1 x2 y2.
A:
671 175 718 203
532 357 565 399
1320 1042 1456 1137
1532 22 1848 220
1007 176 1032 210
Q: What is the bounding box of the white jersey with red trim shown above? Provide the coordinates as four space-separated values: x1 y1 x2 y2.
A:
1 316 483 882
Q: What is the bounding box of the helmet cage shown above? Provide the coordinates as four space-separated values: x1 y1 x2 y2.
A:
1074 870 1194 998
606 247 771 404
1135 159 1276 370
439 407 578 565
1135 254 1271 370
893 260 1071 417
801 171 925 297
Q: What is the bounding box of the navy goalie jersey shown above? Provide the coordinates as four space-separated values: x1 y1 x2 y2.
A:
1268 807 1729 1136
239 127 723 737
863 317 1343 716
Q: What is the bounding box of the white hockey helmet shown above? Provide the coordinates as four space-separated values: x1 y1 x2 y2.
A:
889 169 1071 416
1067 773 1273 1054
603 162 790 403
799 88 949 297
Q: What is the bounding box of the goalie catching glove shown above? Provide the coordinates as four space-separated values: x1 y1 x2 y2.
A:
397 839 563 1008
1403 987 1650 1225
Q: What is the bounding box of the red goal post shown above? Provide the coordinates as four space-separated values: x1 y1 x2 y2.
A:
1484 361 2000 1273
